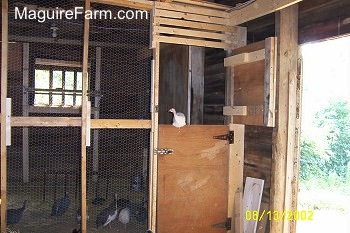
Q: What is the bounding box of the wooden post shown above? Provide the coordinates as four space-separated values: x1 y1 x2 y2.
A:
81 0 90 232
1 0 9 231
149 40 160 232
23 43 30 183
93 47 101 182
271 4 299 233
189 46 204 125
228 124 245 233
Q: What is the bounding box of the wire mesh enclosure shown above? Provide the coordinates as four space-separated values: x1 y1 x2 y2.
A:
4 0 151 232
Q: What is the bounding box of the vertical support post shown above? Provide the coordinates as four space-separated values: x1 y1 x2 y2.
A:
23 43 30 183
93 47 101 182
81 0 90 232
5 98 11 146
189 46 204 125
187 46 192 124
149 40 160 233
271 4 299 233
1 0 9 231
227 124 245 233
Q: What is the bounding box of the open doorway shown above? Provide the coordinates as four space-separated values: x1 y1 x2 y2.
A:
298 36 350 232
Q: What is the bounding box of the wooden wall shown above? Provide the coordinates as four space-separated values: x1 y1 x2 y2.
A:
158 43 189 124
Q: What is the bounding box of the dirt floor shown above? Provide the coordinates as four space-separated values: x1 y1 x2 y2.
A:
6 179 148 233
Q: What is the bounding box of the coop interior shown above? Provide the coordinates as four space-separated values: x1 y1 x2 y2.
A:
2 0 151 232
1 0 350 233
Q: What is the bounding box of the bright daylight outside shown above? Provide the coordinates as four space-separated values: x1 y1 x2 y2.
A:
297 36 350 233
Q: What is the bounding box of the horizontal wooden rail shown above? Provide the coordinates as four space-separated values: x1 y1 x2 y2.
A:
0 115 151 128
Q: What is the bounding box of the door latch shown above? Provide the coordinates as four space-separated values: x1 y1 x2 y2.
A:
154 148 173 155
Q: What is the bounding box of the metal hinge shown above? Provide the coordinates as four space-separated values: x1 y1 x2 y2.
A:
154 148 173 155
213 131 234 144
212 217 232 231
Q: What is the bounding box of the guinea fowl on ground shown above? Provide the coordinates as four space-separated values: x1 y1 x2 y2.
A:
51 192 70 217
169 108 186 128
7 200 27 225
96 193 118 228
129 198 147 223
118 207 130 230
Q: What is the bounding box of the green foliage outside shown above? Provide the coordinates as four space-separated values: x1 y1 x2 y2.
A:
300 99 350 188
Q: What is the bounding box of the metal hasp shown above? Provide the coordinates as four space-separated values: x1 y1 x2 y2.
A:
213 131 234 144
212 217 232 231
154 148 174 155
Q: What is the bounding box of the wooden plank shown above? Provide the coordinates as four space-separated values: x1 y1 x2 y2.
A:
243 177 264 233
154 8 228 25
5 98 11 146
190 46 204 124
150 41 160 233
35 58 84 68
86 101 91 147
93 47 101 182
271 5 299 233
155 1 229 18
228 124 245 233
81 1 90 232
154 17 237 33
22 43 29 183
27 106 81 114
154 35 231 49
91 0 152 10
256 202 269 233
1 0 9 230
224 49 265 67
154 25 233 41
171 0 230 11
234 40 265 55
91 119 151 128
223 106 247 116
264 37 277 127
229 0 302 25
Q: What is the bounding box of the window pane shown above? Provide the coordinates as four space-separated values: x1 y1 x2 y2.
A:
52 93 62 106
35 70 50 89
53 70 63 89
65 94 73 106
77 72 82 90
76 96 82 106
34 93 49 106
65 71 74 90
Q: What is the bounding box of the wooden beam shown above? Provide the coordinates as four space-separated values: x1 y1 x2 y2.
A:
224 49 265 67
35 58 84 68
154 35 231 49
155 1 229 18
170 0 230 11
81 1 90 232
154 17 236 33
154 25 233 41
264 37 277 127
229 0 302 26
227 123 245 233
271 4 299 233
23 43 30 183
1 0 8 231
90 119 151 128
223 106 248 116
93 47 101 182
91 0 153 10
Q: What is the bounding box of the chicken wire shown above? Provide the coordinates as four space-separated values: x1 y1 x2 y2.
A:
4 1 151 232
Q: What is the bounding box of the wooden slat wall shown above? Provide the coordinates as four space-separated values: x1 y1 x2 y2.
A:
152 2 237 49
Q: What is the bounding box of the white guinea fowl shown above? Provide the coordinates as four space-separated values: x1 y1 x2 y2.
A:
118 207 130 230
169 108 186 128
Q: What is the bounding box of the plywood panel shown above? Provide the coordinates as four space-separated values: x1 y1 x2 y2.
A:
158 125 229 233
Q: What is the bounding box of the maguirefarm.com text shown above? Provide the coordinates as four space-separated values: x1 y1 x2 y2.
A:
14 6 148 23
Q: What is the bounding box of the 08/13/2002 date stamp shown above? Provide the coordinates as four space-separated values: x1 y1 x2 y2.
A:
245 210 314 221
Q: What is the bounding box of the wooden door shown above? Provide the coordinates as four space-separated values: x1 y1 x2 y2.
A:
157 125 230 233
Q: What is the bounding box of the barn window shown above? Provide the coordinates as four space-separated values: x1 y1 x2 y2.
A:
34 59 87 107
